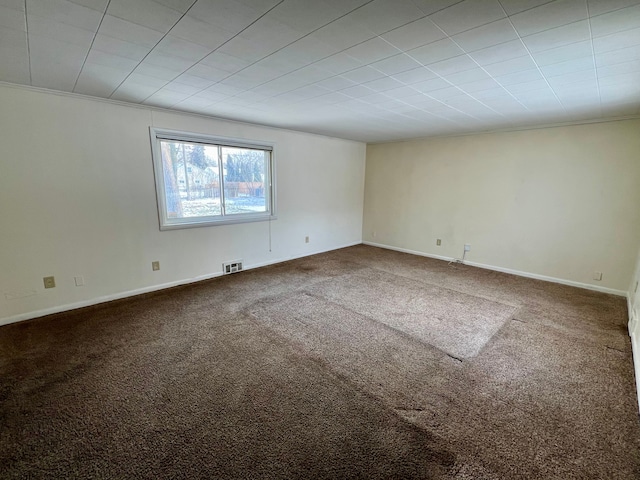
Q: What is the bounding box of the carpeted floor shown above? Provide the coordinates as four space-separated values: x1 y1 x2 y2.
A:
1 245 639 479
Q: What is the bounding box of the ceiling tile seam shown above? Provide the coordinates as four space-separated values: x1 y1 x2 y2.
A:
140 0 294 104
187 4 485 115
183 2 597 114
335 95 457 128
424 24 534 114
586 1 602 113
162 0 380 110
496 0 567 113
105 0 200 99
72 0 111 93
23 0 31 85
375 34 506 119
409 0 465 17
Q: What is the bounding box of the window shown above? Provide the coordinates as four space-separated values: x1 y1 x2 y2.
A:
150 128 276 230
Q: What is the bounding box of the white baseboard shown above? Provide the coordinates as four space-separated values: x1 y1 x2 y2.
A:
631 329 640 414
0 241 361 327
363 241 627 297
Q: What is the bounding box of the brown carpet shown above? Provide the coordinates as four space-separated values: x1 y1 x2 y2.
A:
1 245 639 479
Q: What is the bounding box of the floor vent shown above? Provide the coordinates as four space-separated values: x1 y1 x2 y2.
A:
223 260 243 275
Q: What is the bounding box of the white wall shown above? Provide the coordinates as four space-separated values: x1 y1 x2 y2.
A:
363 120 640 294
0 85 366 324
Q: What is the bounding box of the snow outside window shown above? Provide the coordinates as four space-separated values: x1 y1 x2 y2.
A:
150 128 276 230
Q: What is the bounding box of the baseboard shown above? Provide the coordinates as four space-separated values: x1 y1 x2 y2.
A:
363 241 627 297
0 241 361 327
631 328 640 414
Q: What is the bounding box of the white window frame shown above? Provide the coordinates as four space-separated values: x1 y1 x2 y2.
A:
150 127 276 230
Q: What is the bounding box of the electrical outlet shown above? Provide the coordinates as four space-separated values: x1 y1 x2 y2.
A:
305 236 309 244
464 244 471 252
152 261 160 271
436 239 441 246
372 231 377 238
74 276 84 287
43 276 55 289
593 271 602 281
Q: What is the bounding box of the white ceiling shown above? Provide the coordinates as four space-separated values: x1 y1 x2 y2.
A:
1 0 639 142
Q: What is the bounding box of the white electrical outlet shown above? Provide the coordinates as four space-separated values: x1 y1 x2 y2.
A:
464 244 471 252
74 276 84 287
593 271 602 281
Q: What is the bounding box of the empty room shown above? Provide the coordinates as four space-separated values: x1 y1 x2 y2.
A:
2 0 640 478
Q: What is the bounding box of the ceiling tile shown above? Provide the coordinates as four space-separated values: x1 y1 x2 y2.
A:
308 14 376 51
340 84 376 98
444 67 492 85
590 4 640 37
598 60 640 79
172 72 214 88
495 68 544 85
343 37 399 64
341 65 386 83
313 53 364 74
107 0 183 33
0 25 29 84
380 17 446 51
428 54 478 76
369 54 422 75
409 0 464 16
1 0 25 11
595 45 640 66
0 4 25 31
593 26 640 53
587 0 640 16
85 49 139 70
483 55 538 76
74 62 129 96
144 50 195 72
98 15 163 48
186 63 229 82
347 0 425 35
453 19 519 52
200 51 252 74
499 0 556 15
134 61 183 81
91 34 150 61
531 40 593 65
429 0 506 36
69 0 109 11
408 38 465 65
186 0 264 32
282 35 340 64
391 66 437 84
240 15 304 50
458 77 502 93
412 77 453 93
468 39 530 65
27 0 103 31
163 80 201 95
315 75 356 91
152 0 195 14
521 20 591 53
216 35 274 63
505 78 552 93
510 0 588 37
362 76 405 92
540 56 595 77
154 35 212 62
170 14 236 50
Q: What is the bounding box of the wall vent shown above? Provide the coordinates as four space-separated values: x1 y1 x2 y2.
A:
223 260 243 275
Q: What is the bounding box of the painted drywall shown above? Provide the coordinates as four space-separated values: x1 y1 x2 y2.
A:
0 85 365 324
363 120 640 293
